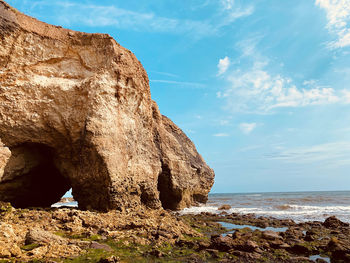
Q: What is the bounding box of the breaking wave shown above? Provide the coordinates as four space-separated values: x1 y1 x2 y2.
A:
181 191 350 223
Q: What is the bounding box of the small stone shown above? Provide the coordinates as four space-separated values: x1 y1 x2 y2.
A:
279 243 291 249
290 256 311 262
210 235 233 252
218 205 231 210
205 248 220 258
98 255 120 263
262 230 282 240
149 249 164 258
288 243 313 255
244 240 259 252
90 242 113 252
256 221 269 228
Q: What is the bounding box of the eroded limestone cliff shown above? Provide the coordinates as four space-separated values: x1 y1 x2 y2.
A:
0 0 214 211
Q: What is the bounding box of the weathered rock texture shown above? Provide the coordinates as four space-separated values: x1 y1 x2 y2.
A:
0 203 197 260
0 1 214 211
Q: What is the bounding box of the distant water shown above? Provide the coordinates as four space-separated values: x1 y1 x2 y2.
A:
51 201 78 208
181 191 350 223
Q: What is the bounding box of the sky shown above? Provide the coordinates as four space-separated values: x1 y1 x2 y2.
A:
6 0 350 193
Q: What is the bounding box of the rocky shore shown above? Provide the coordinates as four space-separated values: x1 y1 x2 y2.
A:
1 202 349 262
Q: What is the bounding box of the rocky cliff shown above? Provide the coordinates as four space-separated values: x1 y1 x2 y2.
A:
0 0 214 211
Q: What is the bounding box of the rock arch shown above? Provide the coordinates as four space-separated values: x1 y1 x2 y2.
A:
0 0 215 211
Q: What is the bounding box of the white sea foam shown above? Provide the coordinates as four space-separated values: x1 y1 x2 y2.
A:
51 201 78 208
180 205 219 215
180 203 350 223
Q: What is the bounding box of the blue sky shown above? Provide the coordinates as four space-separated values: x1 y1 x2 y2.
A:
7 0 350 193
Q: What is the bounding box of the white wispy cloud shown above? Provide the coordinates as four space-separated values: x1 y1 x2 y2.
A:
217 37 350 113
219 119 230 126
264 141 350 166
342 89 350 103
149 71 179 78
150 79 205 88
217 56 230 76
316 0 350 48
239 123 257 134
218 62 342 113
221 0 235 10
11 0 253 39
213 133 230 137
10 1 216 37
217 1 254 28
61 4 215 36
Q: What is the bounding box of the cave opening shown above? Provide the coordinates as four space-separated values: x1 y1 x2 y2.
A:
0 143 71 208
157 162 182 210
51 188 78 208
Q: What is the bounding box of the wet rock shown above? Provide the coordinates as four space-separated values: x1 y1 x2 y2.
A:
323 216 349 229
327 238 350 261
262 230 282 241
285 228 304 239
288 243 314 255
149 249 164 258
304 230 316 241
232 251 262 260
256 221 269 228
269 240 285 249
210 235 233 251
331 250 350 261
176 239 196 249
98 256 120 263
279 243 291 249
242 240 259 252
203 249 219 259
290 256 312 262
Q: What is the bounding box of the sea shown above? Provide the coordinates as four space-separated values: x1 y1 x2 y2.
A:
181 191 350 223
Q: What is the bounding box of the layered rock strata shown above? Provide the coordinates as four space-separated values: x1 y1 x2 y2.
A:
0 0 214 211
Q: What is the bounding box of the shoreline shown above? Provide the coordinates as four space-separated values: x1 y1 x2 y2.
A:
1 202 350 262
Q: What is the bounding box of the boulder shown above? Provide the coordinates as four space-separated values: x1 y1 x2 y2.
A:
287 243 314 255
0 0 214 211
323 216 349 229
25 228 67 246
210 235 234 251
326 238 350 261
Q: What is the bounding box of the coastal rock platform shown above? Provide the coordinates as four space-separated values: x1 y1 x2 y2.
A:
1 202 350 262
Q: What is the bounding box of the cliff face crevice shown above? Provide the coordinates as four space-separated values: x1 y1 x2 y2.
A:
0 0 215 211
